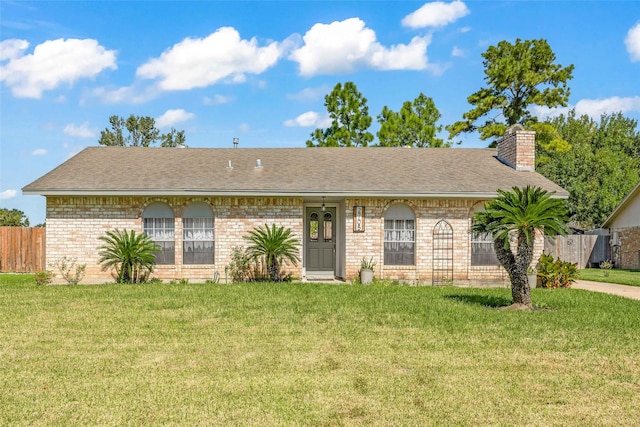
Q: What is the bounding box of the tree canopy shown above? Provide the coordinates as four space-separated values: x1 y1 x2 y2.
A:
447 38 574 141
99 115 186 147
306 82 373 147
377 93 448 147
0 208 29 227
472 186 568 308
535 110 640 229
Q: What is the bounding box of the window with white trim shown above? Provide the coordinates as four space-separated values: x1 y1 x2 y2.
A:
143 202 175 265
384 204 415 266
182 202 214 265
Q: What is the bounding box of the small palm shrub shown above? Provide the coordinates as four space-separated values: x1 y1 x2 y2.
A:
244 224 300 282
535 252 578 288
98 229 160 283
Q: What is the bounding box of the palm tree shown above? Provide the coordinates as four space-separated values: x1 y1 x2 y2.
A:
98 229 160 283
244 224 301 282
472 186 568 308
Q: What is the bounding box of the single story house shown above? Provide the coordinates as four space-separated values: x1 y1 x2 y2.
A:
602 181 640 270
23 126 567 284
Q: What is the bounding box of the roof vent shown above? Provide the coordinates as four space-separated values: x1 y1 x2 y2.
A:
227 160 233 169
255 159 262 168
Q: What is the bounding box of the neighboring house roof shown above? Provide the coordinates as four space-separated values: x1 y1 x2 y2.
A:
602 180 640 228
22 146 568 199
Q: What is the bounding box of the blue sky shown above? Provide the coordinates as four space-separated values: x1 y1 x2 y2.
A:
1 1 639 225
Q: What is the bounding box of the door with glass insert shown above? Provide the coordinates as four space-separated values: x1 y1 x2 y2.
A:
305 207 336 273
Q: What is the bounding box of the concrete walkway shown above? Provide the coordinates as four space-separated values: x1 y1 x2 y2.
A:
572 280 640 301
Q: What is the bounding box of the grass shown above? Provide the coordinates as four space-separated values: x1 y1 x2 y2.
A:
578 268 640 286
1 276 640 426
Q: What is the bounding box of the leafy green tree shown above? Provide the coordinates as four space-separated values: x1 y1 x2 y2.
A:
307 82 373 147
97 229 160 283
447 38 574 141
377 93 448 147
0 208 29 226
161 127 186 147
244 224 300 282
99 115 186 147
536 110 640 228
472 186 568 308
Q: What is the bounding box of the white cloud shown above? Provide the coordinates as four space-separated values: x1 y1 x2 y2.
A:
283 111 332 127
156 109 195 128
0 39 29 60
238 123 251 133
0 189 17 200
533 96 640 120
63 122 96 138
137 27 284 90
203 94 233 105
92 84 158 104
574 96 640 118
451 46 464 57
402 1 470 29
289 18 430 76
0 38 117 98
625 22 640 62
31 148 47 156
286 85 331 102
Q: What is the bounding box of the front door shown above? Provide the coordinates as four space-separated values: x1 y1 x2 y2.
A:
305 207 336 275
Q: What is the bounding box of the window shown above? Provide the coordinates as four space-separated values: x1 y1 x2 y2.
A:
471 205 499 266
471 231 500 266
143 202 175 265
182 202 214 265
384 204 415 265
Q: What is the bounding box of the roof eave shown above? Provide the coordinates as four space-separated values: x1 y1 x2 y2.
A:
22 188 569 199
602 181 640 228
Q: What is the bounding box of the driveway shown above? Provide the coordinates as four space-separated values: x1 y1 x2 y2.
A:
573 280 640 301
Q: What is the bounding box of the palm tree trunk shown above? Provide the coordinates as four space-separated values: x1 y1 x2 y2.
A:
269 259 281 282
493 235 532 308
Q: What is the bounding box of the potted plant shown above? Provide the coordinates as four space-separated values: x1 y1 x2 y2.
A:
360 257 376 284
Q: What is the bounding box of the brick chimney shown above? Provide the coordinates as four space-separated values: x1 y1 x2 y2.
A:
497 124 535 171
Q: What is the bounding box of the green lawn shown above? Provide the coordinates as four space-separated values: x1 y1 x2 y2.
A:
579 268 640 286
1 277 639 426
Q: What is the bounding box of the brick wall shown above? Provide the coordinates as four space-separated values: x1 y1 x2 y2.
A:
613 226 640 269
343 198 544 285
46 196 303 283
46 195 545 285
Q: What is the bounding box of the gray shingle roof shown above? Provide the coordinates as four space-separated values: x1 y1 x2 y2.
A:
22 146 568 198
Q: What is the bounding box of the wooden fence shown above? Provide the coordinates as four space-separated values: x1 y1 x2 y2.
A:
543 234 610 268
0 227 45 273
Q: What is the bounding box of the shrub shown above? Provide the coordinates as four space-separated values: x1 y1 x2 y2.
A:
34 271 53 286
97 229 159 283
536 252 578 288
50 256 86 285
228 246 253 282
227 246 271 283
599 260 613 276
244 224 301 282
